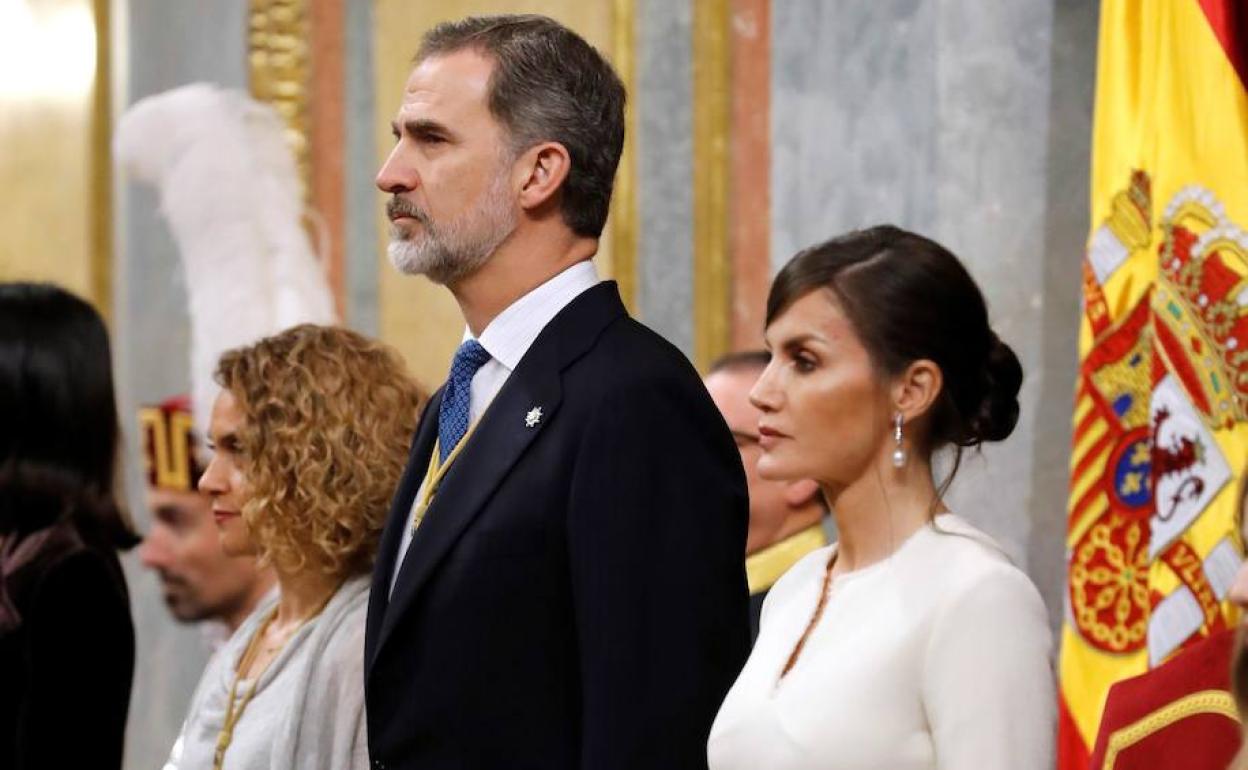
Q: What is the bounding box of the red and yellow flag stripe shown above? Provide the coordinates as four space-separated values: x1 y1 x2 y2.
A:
1059 2 1248 767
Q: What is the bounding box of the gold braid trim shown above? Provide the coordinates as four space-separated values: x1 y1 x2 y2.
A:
1101 689 1238 770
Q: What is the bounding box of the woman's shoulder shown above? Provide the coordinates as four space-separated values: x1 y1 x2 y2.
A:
326 576 370 625
26 530 128 610
285 578 369 724
917 514 1048 620
918 514 1021 573
312 577 370 661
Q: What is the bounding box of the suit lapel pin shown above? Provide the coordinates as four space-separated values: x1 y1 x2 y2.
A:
525 406 543 428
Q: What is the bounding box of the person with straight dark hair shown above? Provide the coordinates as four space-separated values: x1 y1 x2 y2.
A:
0 282 139 770
707 226 1054 770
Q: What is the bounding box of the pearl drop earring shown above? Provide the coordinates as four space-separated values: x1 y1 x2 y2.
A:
892 412 907 468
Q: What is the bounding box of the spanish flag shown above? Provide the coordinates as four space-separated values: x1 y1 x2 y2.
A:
1059 1 1248 767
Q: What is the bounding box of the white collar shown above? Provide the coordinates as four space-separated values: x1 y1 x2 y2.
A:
463 260 600 372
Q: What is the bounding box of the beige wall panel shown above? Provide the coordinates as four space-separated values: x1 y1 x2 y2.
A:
372 0 617 388
0 0 100 306
0 102 92 294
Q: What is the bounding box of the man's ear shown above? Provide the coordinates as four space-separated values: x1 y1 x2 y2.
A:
516 141 572 212
890 359 942 423
783 478 822 509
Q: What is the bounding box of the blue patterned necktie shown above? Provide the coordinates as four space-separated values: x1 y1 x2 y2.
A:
437 339 492 464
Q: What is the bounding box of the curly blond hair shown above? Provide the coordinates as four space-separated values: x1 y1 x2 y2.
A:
215 324 425 578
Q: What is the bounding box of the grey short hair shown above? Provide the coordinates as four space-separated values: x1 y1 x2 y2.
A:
417 15 626 238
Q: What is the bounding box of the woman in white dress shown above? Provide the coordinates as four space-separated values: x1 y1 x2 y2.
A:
169 325 424 770
708 226 1055 770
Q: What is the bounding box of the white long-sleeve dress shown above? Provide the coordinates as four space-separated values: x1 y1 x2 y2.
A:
708 514 1055 770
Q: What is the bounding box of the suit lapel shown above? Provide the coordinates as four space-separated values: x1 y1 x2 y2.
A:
376 349 562 654
366 387 442 666
371 282 627 662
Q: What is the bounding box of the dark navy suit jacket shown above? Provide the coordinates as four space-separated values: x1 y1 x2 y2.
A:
364 281 751 770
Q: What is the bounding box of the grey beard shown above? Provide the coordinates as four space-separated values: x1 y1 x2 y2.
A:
388 227 497 285
387 176 517 285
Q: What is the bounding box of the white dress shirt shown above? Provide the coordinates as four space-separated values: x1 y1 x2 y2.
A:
707 514 1055 770
389 260 601 594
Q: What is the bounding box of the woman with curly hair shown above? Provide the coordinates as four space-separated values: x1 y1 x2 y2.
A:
170 324 423 770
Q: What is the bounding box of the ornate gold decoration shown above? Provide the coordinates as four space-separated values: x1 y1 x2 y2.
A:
1070 512 1150 652
610 0 638 314
1088 326 1154 431
693 0 732 371
1101 689 1238 769
1154 185 1248 429
1086 171 1153 329
248 0 311 194
139 406 198 492
1108 170 1153 252
1068 296 1152 549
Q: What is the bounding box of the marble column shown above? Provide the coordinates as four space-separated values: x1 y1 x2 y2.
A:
344 0 379 335
637 0 696 358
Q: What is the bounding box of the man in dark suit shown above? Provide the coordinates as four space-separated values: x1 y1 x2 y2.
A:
365 15 751 770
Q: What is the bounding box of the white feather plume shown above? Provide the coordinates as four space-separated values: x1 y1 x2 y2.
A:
115 83 337 436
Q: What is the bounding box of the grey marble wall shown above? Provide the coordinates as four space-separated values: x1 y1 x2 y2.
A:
771 0 940 258
1032 0 1097 630
636 0 695 358
113 2 249 768
345 0 380 335
771 0 1095 624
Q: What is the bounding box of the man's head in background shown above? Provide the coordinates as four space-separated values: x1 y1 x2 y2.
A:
705 352 827 555
137 397 274 632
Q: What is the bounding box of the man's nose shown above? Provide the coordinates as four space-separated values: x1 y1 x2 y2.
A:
377 145 416 194
138 535 166 568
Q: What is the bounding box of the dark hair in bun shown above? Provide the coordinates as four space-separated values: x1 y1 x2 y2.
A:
765 225 1022 488
970 332 1023 443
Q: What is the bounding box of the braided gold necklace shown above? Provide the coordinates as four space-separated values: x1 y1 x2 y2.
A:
212 589 336 769
780 550 838 679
